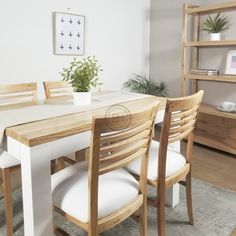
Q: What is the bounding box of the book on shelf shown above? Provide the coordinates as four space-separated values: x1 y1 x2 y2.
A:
190 69 219 75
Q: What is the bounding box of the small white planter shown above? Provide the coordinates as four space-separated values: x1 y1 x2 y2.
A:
73 91 91 106
210 33 221 41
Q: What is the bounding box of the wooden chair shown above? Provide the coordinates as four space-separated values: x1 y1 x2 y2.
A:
126 90 204 236
43 80 87 167
0 82 37 236
43 81 73 102
52 103 160 236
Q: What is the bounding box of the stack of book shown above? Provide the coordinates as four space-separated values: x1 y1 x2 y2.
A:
190 69 219 75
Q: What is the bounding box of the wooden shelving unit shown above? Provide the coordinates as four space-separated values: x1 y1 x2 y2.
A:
181 2 236 155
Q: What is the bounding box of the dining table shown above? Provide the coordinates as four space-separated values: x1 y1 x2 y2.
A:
1 90 180 236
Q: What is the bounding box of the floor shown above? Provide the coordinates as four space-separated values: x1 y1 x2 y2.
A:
189 142 236 191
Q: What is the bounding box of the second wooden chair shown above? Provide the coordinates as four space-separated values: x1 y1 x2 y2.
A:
126 90 204 236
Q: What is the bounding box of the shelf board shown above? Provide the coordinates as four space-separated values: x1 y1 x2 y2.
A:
185 40 236 47
186 2 236 15
200 104 236 119
185 74 236 83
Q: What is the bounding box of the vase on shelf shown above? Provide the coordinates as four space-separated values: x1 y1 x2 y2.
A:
210 33 221 41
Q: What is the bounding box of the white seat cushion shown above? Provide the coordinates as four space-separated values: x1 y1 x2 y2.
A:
51 162 139 223
126 140 186 181
0 148 20 169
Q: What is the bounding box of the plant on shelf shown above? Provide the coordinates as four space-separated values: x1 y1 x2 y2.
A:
202 12 230 41
61 56 102 105
123 74 168 97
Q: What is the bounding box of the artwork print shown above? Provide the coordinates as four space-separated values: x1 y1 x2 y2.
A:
54 12 85 55
225 50 236 75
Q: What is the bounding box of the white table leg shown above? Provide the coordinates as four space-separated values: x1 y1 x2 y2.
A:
8 137 54 236
165 184 180 207
165 140 181 207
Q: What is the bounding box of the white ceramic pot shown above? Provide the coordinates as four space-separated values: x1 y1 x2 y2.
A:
73 91 91 106
210 33 221 41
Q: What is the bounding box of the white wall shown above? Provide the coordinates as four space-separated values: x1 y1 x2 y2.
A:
0 0 150 99
150 0 236 105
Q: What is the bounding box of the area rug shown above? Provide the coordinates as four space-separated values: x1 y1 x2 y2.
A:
0 178 235 236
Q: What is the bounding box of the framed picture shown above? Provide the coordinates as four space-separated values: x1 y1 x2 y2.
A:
225 50 236 75
53 12 85 56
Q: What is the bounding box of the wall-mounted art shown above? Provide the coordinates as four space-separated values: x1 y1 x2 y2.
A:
54 12 85 56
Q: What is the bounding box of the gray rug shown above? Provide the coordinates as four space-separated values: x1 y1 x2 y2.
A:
0 179 235 236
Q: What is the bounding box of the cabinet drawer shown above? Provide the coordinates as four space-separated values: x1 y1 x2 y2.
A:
194 113 236 155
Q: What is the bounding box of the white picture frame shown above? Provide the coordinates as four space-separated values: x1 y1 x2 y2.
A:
53 12 85 56
225 50 236 75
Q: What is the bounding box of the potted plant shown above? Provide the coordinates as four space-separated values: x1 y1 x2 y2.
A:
61 56 102 106
202 13 230 41
123 74 168 97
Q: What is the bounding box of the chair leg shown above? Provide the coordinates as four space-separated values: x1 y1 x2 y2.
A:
2 168 13 236
139 197 148 236
157 183 166 236
56 157 65 171
186 172 194 225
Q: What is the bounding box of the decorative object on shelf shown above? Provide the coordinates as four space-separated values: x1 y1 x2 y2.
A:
123 74 168 97
217 101 236 113
190 69 219 75
202 12 230 41
54 12 85 55
225 50 236 75
61 56 102 105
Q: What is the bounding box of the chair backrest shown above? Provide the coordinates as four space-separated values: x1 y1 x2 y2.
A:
88 103 160 230
158 90 204 179
43 81 73 101
0 83 37 109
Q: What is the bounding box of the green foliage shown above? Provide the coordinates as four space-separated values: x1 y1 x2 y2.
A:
202 13 229 33
61 56 102 92
123 74 168 97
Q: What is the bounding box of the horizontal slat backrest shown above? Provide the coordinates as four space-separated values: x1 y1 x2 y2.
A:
0 83 37 108
91 105 159 175
163 90 204 144
157 91 204 198
88 103 160 229
43 81 73 101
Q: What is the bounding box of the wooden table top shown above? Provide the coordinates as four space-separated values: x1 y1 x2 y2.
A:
5 92 166 147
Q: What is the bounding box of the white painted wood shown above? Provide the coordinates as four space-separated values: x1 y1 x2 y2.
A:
165 184 180 207
7 137 54 236
155 109 165 123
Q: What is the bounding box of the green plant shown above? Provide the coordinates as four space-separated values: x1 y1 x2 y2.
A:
61 56 102 92
202 13 229 33
123 74 168 97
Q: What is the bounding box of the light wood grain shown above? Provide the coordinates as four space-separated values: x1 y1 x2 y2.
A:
55 104 159 235
6 95 166 147
180 3 189 96
185 74 236 83
43 81 73 102
185 1 236 15
195 112 236 155
0 83 37 110
185 40 236 47
2 168 14 236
